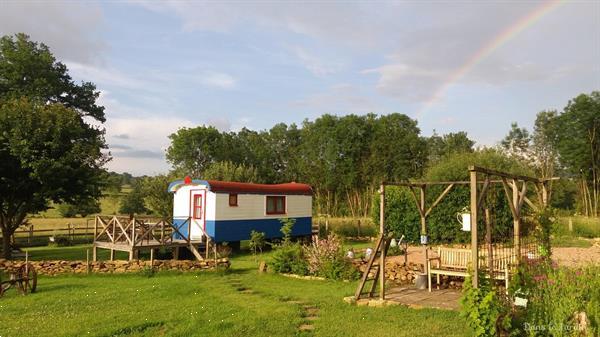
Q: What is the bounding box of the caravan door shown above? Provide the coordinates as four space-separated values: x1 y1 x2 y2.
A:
189 190 206 240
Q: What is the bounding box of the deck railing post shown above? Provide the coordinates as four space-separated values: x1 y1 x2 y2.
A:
131 217 136 248
187 217 192 243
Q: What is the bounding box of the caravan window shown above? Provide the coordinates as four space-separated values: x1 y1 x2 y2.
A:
229 194 238 206
193 194 203 219
266 196 286 215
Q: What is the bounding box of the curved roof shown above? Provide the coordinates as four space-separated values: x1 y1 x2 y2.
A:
168 178 312 195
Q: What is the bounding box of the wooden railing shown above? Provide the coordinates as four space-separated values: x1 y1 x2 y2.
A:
93 216 194 247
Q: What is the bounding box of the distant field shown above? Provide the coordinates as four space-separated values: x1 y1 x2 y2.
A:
555 216 600 238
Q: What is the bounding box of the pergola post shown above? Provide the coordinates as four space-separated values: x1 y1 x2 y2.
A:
512 181 521 261
420 186 428 276
469 169 479 288
379 184 386 300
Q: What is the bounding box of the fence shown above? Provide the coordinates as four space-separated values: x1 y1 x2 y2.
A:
6 219 96 246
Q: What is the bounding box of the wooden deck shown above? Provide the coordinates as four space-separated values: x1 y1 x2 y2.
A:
385 286 461 310
92 216 211 261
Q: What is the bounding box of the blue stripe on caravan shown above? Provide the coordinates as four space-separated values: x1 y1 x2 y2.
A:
172 218 190 240
205 217 312 243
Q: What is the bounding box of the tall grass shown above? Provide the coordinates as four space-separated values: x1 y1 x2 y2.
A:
554 216 600 239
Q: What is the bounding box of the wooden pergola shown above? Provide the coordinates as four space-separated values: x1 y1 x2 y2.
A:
355 166 556 300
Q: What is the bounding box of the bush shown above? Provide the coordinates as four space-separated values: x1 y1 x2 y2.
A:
303 234 359 280
249 230 266 256
460 271 511 337
510 261 600 336
269 243 308 275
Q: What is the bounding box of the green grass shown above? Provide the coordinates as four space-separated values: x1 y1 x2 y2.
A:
551 236 594 248
555 216 600 238
0 246 472 337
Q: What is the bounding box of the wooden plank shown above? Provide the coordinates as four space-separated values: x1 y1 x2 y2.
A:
354 234 384 299
379 184 386 300
408 186 425 217
469 165 541 183
470 170 479 288
501 178 518 218
476 177 490 211
425 183 455 218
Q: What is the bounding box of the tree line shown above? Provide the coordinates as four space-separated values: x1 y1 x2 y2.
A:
166 114 476 217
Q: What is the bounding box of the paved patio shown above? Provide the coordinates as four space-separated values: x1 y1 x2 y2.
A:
385 286 462 310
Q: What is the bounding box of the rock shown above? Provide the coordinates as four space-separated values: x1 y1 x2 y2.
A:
343 296 356 304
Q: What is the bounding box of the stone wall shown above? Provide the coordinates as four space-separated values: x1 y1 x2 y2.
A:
353 259 424 285
0 258 230 276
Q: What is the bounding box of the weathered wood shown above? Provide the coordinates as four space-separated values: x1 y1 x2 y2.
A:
354 233 384 299
485 209 493 276
93 216 204 261
424 183 455 218
470 170 479 288
476 177 491 211
469 165 542 183
379 184 386 300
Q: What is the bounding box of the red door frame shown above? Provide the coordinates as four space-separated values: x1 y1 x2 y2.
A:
189 188 207 233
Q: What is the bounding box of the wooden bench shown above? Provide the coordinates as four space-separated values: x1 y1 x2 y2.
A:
427 247 511 292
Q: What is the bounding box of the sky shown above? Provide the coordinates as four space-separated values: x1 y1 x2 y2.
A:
1 0 599 176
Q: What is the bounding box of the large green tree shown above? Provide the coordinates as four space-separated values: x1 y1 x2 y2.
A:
554 92 600 216
0 33 104 121
0 34 106 258
0 99 107 258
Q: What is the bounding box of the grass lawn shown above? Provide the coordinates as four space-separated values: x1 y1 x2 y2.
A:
0 245 472 337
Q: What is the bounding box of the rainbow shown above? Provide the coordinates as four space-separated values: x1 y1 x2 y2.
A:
417 0 564 118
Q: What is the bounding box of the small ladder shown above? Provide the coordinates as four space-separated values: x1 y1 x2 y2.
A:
354 234 391 300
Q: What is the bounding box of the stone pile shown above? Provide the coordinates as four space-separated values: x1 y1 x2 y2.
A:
0 258 229 276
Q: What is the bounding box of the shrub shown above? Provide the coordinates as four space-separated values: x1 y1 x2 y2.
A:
510 261 600 336
303 234 359 280
279 218 296 244
249 230 266 256
269 243 308 275
460 271 511 337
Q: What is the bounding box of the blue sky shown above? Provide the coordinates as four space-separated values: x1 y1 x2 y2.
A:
1 1 599 175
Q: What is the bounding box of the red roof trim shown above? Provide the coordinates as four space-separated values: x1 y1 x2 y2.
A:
205 180 312 195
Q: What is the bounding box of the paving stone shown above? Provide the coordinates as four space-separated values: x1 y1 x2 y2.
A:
298 324 314 331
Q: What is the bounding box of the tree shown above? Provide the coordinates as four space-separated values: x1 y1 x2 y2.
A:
166 126 225 176
501 122 532 164
553 92 600 216
0 34 104 121
203 161 259 182
119 182 147 216
0 99 106 258
0 34 107 258
56 198 101 218
428 130 474 164
531 110 559 179
140 174 173 218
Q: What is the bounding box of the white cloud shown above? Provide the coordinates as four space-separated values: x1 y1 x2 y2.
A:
0 1 106 64
293 84 381 115
67 62 147 90
201 72 237 89
290 46 344 77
